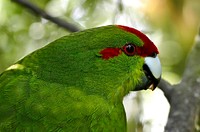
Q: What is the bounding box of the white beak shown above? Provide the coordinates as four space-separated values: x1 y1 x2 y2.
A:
145 56 162 80
143 55 162 90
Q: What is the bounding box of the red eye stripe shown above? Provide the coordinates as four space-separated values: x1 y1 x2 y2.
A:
99 48 122 60
99 43 154 60
99 44 143 60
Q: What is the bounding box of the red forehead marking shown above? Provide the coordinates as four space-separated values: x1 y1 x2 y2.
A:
117 25 159 57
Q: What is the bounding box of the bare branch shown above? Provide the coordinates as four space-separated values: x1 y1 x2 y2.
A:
164 29 200 132
158 79 173 103
11 0 80 32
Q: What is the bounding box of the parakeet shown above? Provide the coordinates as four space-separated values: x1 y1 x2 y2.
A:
0 25 161 131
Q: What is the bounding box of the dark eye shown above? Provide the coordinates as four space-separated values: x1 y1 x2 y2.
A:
122 43 136 56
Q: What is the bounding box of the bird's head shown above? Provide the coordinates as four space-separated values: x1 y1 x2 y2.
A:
98 25 161 91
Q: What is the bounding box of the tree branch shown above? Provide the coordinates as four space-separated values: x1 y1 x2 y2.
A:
164 29 200 132
158 79 173 103
11 0 80 32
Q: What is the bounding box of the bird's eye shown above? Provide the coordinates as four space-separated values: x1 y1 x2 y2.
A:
122 43 136 56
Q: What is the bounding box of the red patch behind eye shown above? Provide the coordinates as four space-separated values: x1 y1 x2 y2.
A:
117 25 159 57
99 48 122 60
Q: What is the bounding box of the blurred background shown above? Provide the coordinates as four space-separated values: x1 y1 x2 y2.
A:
0 0 200 131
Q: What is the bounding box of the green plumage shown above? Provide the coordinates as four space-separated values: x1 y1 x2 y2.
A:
0 25 145 131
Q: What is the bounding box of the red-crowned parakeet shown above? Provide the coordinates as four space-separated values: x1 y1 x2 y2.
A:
0 25 161 131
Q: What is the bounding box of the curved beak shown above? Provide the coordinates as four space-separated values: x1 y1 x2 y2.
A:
135 55 162 91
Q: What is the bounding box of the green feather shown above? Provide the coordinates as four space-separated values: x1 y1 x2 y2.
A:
0 25 145 131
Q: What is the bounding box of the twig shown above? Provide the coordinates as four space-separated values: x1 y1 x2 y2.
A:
11 0 80 32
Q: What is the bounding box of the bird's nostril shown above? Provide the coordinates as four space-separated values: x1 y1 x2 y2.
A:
151 52 157 58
